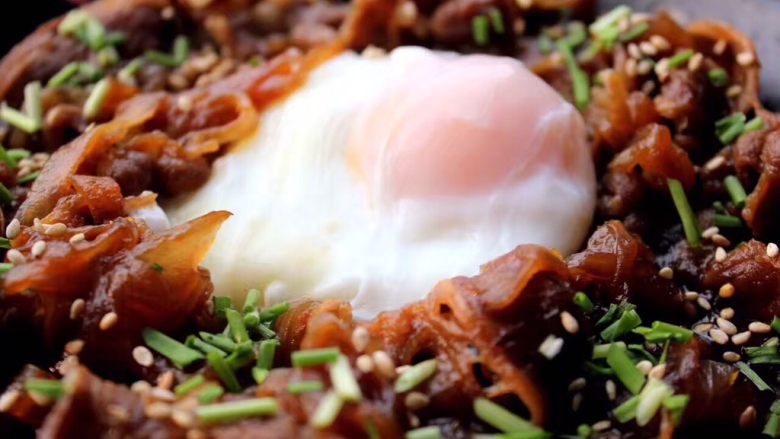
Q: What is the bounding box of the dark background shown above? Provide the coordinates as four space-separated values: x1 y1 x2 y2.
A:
0 0 71 54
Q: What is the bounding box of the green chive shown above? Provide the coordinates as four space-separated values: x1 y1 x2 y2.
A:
150 262 163 273
472 15 490 46
173 36 190 64
288 380 324 394
49 63 81 88
745 116 765 133
207 351 241 393
636 379 673 426
708 68 729 87
17 172 40 185
74 63 104 85
590 5 632 35
1 105 39 133
225 309 250 343
765 413 780 438
576 424 593 438
199 331 237 353
724 175 748 208
244 310 261 328
252 367 269 385
601 308 641 341
83 78 111 120
619 22 649 42
104 32 126 47
663 394 689 425
59 10 90 36
213 296 234 318
0 263 14 275
596 303 622 327
0 238 10 249
488 8 505 34
714 213 742 228
0 182 15 206
24 378 64 399
257 339 279 370
473 398 543 434
716 113 747 144
243 289 261 313
118 59 144 85
197 398 278 423
592 341 626 359
746 345 779 359
174 375 205 396
225 341 255 370
557 40 590 110
668 178 701 247
666 49 694 69
186 335 226 356
395 359 437 393
613 394 640 422
606 343 645 394
736 361 772 392
7 149 29 162
584 361 614 376
292 347 340 368
311 391 344 429
143 328 204 369
564 22 588 48
259 302 289 322
0 145 16 169
772 317 780 334
573 292 593 312
254 322 277 339
331 355 362 402
538 35 554 55
405 426 442 439
637 321 693 343
198 384 224 404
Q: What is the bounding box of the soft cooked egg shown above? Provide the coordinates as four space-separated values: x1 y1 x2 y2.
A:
165 46 596 318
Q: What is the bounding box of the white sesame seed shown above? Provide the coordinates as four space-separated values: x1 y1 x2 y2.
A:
65 339 84 355
0 390 20 412
356 354 374 373
641 80 656 94
538 335 564 359
131 380 152 394
684 291 699 301
568 377 587 392
649 364 666 380
713 39 728 55
768 243 779 258
560 311 579 334
650 35 671 51
145 402 172 419
69 299 86 320
628 43 642 59
592 420 612 432
133 346 154 367
737 52 755 66
69 233 86 244
5 219 20 239
57 355 79 375
571 393 583 412
715 247 727 262
404 392 430 410
31 240 46 258
44 223 68 237
396 365 411 376
766 337 780 347
732 331 751 345
172 409 195 428
719 283 736 298
372 351 396 378
637 59 654 75
717 317 738 335
636 360 653 375
107 404 129 423
99 312 118 330
749 322 772 334
396 1 418 26
149 387 176 402
6 249 25 265
655 58 670 80
640 41 658 56
157 371 175 390
516 0 532 9
704 157 726 173
351 326 370 353
694 323 713 333
727 85 744 98
740 405 757 429
697 297 712 311
177 95 194 112
709 327 729 344
688 52 704 71
32 218 44 233
723 351 741 362
720 308 735 320
712 234 731 247
605 380 617 401
625 58 638 77
658 266 674 280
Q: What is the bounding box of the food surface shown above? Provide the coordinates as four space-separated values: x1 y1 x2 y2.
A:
0 0 778 438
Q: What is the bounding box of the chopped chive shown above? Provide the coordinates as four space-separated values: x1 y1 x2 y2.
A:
736 361 772 392
0 263 14 275
252 367 269 385
708 68 729 87
257 339 279 370
83 78 111 120
724 175 748 208
635 321 693 344
395 359 437 394
564 22 588 48
243 288 261 313
199 331 237 353
557 40 590 110
601 308 641 341
104 32 126 47
716 113 747 144
473 398 543 434
0 182 15 206
365 419 381 439
7 149 30 162
143 328 204 369
472 15 490 46
765 413 780 438
663 394 689 425
197 398 278 423
487 8 505 34
746 345 779 359
225 309 250 343
0 145 16 169
573 292 593 312
330 355 362 402
538 35 554 55
0 238 10 249
145 51 178 67
636 379 673 426
405 426 442 439
592 341 626 359
225 341 255 370
291 347 340 368
619 22 649 42
714 213 742 228
207 351 241 393
772 317 780 334
745 116 765 133
311 391 344 429
584 361 614 376
118 58 144 85
606 343 645 394
173 36 190 64
613 394 640 422
174 375 205 396
24 378 64 399
213 296 234 318
590 5 632 35
288 380 324 394
628 344 658 363
668 178 701 247
18 171 40 185
198 384 224 404
1 105 39 133
254 322 276 340
259 302 289 322
58 10 90 36
150 262 163 273
596 303 622 327
577 424 593 438
667 49 694 70
244 310 260 328
48 63 80 87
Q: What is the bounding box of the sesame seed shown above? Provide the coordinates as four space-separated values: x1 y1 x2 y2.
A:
640 41 658 56
0 390 20 412
768 243 779 258
172 409 195 428
69 233 86 244
605 380 617 401
740 405 757 429
637 59 654 75
636 360 653 375
655 58 670 79
650 35 671 51
99 312 118 330
709 327 729 344
749 322 772 334
704 157 726 173
737 52 755 66
649 364 666 380
712 234 731 247
516 0 532 9
658 266 674 280
176 95 193 112
7 249 25 265
694 323 713 333
727 85 744 98
568 377 587 392
45 223 68 237
720 307 735 320
149 387 176 402
713 39 728 55
157 371 175 390
5 219 20 239
628 43 642 59
641 80 656 94
145 402 172 419
715 247 727 262
592 420 611 432
372 351 396 378
684 291 699 301
571 393 583 412
404 392 430 410
697 297 712 311
133 346 154 367
57 355 79 375
396 1 418 26
688 52 704 71
131 381 152 394
65 339 84 355
717 318 737 335
351 326 369 353
560 311 579 334
625 58 638 77
69 299 86 320
32 218 44 233
356 354 374 373
31 240 46 258
107 404 130 423
538 335 564 359
732 331 751 345
161 5 175 19
723 351 741 362
719 283 736 298
395 365 411 376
